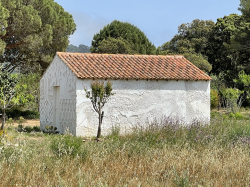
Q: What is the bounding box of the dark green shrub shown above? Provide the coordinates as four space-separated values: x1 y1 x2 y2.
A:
32 126 40 132
17 124 41 133
43 126 58 134
1 108 40 119
17 125 24 132
24 126 33 133
21 110 40 119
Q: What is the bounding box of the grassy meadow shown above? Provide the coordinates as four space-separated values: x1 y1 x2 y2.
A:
1 113 250 186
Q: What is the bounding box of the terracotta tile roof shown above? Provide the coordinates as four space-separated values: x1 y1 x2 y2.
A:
56 52 212 81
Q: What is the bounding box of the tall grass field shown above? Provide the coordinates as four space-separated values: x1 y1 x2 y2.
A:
1 114 250 186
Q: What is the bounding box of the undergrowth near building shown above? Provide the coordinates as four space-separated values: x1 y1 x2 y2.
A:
1 116 250 186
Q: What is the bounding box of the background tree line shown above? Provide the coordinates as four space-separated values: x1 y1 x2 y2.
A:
1 0 250 115
0 0 76 119
85 0 250 111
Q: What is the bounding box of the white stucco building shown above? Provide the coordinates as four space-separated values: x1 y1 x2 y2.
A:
40 52 211 136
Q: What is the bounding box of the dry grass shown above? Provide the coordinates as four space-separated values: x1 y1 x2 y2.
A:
1 117 250 186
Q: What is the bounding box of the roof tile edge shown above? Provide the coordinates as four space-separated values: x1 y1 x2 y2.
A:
56 52 212 81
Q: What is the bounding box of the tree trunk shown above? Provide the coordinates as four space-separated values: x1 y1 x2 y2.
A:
97 111 102 138
1 109 6 130
101 111 104 124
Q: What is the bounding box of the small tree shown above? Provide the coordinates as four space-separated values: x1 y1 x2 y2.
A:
17 73 41 112
0 68 33 129
0 69 18 129
84 80 114 139
210 89 219 109
221 88 244 113
210 73 226 110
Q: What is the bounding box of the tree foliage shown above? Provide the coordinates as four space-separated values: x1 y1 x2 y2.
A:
221 88 244 113
66 44 90 53
159 19 214 72
17 73 41 112
0 70 18 119
98 37 135 54
207 14 250 87
91 20 156 55
0 68 33 129
162 19 215 54
239 0 250 21
0 1 9 55
84 80 114 139
0 0 76 73
211 89 219 109
183 53 212 72
234 70 250 100
234 70 250 89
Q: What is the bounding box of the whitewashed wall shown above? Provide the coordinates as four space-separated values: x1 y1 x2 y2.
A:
40 56 77 134
76 79 210 137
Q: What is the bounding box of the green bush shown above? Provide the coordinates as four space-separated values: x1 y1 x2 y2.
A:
43 126 58 134
17 125 40 133
229 112 249 120
50 135 88 160
210 89 219 109
32 126 40 132
229 113 235 117
17 125 24 132
1 108 40 119
24 126 33 133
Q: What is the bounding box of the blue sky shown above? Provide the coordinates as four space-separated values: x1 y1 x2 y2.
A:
54 0 241 48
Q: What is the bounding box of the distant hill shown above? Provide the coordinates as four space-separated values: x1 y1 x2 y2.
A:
66 44 90 53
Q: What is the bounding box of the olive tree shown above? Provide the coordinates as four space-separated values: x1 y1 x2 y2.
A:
84 80 114 139
221 88 244 113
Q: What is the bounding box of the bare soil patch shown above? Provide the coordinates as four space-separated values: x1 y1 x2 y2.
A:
0 119 40 127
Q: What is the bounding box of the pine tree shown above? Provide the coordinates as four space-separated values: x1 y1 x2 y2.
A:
0 0 76 73
91 20 156 55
